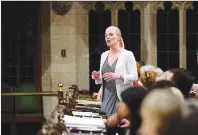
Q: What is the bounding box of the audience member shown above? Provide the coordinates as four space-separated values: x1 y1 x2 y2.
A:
140 89 184 135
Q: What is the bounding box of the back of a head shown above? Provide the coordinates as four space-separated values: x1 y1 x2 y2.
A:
169 68 195 98
140 89 184 135
150 80 175 91
140 65 163 89
121 87 148 111
141 88 184 120
169 87 185 104
140 70 158 89
121 87 148 135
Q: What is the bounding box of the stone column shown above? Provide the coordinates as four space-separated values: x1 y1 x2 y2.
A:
110 2 125 26
141 2 163 66
172 1 193 68
40 1 53 119
133 2 148 64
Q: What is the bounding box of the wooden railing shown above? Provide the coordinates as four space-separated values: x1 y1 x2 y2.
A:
1 91 57 96
1 83 64 104
1 83 67 135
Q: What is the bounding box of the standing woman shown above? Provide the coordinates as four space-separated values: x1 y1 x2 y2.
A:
91 26 138 134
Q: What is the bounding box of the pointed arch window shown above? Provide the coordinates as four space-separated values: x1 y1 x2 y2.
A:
88 2 111 92
157 1 179 70
1 2 42 114
118 1 141 61
2 2 40 87
186 2 198 69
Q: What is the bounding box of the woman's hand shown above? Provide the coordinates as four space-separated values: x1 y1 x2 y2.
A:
120 118 130 128
103 72 120 81
92 92 102 101
91 71 100 80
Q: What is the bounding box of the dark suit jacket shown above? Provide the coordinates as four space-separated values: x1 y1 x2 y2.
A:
191 64 198 83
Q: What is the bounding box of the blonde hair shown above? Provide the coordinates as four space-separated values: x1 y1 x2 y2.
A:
140 70 158 89
141 89 184 134
106 26 125 48
140 65 163 89
169 87 184 104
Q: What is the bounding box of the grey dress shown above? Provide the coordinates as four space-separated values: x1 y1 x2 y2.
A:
101 55 119 117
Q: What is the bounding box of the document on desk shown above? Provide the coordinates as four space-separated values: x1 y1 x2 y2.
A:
62 115 106 129
72 111 100 117
76 100 101 106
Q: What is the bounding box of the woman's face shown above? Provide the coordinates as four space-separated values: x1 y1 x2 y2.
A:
105 27 120 47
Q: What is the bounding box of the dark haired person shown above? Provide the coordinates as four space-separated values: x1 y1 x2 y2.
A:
150 80 175 90
190 49 198 83
121 87 147 135
165 68 195 99
106 87 148 135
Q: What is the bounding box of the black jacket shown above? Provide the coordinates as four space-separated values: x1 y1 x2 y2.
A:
191 64 198 83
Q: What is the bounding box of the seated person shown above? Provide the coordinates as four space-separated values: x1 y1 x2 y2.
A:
150 80 175 90
140 89 185 135
156 68 195 99
106 87 148 135
169 100 198 135
139 65 163 89
189 83 198 99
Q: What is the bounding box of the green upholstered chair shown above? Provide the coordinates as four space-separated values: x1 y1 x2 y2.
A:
15 83 41 114
1 83 14 114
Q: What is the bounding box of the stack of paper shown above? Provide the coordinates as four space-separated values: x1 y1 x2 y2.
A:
62 115 106 132
72 111 100 117
74 105 101 112
76 99 101 106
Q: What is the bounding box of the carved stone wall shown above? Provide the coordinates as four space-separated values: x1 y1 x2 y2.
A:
41 1 89 118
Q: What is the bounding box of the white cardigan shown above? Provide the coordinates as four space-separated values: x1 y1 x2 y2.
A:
95 49 138 100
